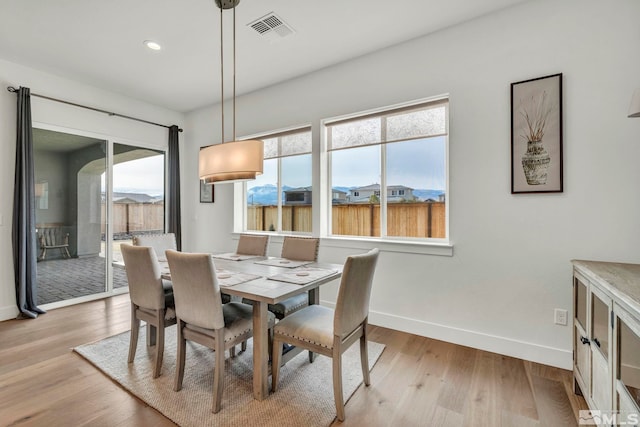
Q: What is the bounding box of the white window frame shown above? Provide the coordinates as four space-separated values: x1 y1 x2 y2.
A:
320 95 451 254
234 124 312 235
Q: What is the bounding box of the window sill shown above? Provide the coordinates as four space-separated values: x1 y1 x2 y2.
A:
321 236 453 257
232 233 453 257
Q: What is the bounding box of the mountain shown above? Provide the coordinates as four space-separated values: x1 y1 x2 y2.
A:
247 184 292 205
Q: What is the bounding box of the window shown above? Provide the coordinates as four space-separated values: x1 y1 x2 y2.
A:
326 98 448 240
245 127 312 233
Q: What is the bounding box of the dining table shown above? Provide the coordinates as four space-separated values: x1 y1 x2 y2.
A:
118 254 343 401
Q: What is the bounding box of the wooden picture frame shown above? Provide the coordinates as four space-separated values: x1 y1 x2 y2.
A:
200 180 214 203
511 73 563 193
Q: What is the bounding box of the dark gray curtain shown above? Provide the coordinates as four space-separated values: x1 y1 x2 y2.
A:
168 125 182 251
12 87 45 318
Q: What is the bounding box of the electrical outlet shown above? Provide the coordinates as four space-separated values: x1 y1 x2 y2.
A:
554 308 568 326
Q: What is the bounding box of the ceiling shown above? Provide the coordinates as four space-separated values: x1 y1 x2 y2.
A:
0 0 530 113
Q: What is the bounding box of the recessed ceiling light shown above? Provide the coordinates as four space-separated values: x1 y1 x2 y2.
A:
143 40 162 51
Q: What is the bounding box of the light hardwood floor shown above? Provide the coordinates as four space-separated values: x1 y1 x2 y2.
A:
0 294 587 426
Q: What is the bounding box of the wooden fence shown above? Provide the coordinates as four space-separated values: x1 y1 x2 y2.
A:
101 203 164 235
248 202 445 238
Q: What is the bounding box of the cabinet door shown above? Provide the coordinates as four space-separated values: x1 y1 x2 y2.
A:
616 307 640 425
574 274 590 392
591 287 612 410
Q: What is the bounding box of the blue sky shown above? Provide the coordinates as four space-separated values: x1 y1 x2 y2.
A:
247 136 446 191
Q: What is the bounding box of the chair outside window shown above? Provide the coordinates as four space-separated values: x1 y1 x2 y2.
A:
120 244 176 378
271 248 379 422
165 250 275 413
132 233 177 261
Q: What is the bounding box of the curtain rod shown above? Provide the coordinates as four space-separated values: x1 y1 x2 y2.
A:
7 86 183 132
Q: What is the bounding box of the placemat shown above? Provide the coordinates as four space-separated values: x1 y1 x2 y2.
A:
212 252 262 261
159 266 260 287
216 269 261 287
254 258 313 268
268 267 338 285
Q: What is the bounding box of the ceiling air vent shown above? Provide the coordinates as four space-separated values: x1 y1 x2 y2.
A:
248 12 294 42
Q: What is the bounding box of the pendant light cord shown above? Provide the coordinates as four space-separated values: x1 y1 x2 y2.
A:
217 0 239 143
220 5 225 144
233 5 237 142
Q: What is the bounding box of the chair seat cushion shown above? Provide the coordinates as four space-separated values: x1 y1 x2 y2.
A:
185 302 275 343
273 304 335 350
269 294 308 317
242 294 309 318
162 279 174 308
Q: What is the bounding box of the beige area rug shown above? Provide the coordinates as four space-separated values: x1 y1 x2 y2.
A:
74 325 384 427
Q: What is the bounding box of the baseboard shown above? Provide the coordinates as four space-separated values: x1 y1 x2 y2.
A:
0 304 18 322
321 300 572 370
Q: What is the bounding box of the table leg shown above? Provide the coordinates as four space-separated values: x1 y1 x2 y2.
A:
252 300 269 400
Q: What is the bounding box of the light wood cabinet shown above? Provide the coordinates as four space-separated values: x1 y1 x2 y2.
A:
573 261 640 426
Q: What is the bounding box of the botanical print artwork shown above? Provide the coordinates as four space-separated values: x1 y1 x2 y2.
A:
511 74 563 193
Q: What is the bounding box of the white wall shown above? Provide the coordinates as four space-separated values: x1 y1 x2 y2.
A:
0 59 184 320
184 0 640 369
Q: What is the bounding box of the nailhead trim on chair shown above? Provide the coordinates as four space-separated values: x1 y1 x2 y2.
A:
271 300 307 316
275 331 333 350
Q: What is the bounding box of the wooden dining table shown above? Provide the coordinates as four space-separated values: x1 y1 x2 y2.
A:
131 255 343 401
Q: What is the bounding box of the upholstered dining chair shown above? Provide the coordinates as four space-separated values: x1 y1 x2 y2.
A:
270 236 320 319
236 233 270 256
120 244 176 378
222 234 270 306
271 248 379 422
280 235 319 262
132 233 177 261
165 250 275 413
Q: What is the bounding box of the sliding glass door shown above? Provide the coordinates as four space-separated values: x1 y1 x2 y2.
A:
33 127 166 306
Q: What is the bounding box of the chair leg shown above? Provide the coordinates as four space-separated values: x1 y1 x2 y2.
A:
360 334 370 387
212 329 225 413
128 305 140 363
241 340 247 352
229 346 236 358
63 247 71 258
309 350 316 363
152 311 165 379
271 335 282 392
174 320 186 392
333 347 345 422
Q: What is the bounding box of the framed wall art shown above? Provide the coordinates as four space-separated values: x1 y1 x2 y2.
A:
511 73 563 193
200 180 214 203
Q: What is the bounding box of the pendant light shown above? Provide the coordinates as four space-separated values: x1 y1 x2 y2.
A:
199 0 263 184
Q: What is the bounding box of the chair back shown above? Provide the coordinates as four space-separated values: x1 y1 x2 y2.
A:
281 236 319 261
165 250 225 330
333 248 379 339
133 233 177 261
121 244 165 310
236 234 269 256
